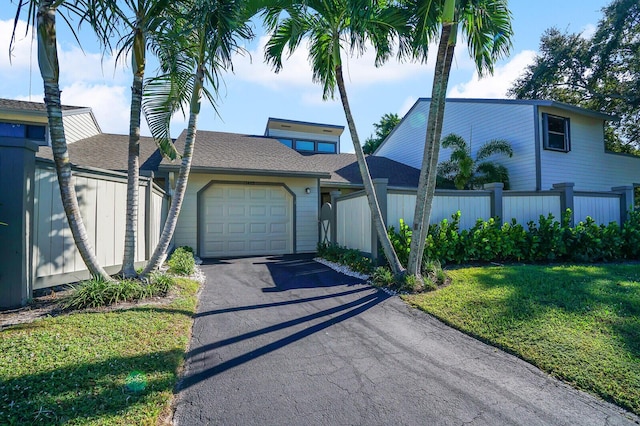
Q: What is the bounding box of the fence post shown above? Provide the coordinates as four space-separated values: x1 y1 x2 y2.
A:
484 182 504 220
553 182 575 226
372 178 389 264
329 190 341 244
612 186 634 225
0 138 38 308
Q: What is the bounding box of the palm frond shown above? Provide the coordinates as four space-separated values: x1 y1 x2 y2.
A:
441 133 468 151
475 138 513 160
475 161 510 189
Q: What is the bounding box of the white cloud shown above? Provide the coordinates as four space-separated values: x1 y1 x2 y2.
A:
448 50 536 99
580 23 597 39
0 19 34 71
232 35 435 92
398 96 418 117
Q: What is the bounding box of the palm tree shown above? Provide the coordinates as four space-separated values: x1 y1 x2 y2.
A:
405 0 513 276
11 0 112 280
261 0 409 275
437 133 513 190
140 0 254 276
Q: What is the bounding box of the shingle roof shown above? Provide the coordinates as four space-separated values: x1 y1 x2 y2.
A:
36 133 162 172
160 130 330 178
0 98 87 112
36 130 419 187
305 153 420 188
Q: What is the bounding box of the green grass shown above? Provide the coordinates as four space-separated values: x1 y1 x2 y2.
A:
0 277 200 425
404 264 640 415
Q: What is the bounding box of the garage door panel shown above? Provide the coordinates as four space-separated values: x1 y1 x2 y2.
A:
202 183 292 257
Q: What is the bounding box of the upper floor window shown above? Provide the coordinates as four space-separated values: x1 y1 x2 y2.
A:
276 137 337 154
543 113 570 152
277 138 293 148
0 122 47 145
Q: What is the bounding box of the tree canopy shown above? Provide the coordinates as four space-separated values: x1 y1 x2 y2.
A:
363 112 400 154
509 0 640 152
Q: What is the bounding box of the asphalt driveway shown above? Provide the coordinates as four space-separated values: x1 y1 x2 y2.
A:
173 255 638 425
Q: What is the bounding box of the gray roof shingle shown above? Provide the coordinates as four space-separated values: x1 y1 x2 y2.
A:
0 98 87 112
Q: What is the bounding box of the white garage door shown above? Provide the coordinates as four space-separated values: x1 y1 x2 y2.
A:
201 183 293 257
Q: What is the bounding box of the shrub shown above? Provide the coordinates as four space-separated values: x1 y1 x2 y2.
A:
371 266 395 287
149 272 176 295
317 243 374 274
167 247 195 275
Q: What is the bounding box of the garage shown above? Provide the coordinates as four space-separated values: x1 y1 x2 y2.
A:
199 182 294 257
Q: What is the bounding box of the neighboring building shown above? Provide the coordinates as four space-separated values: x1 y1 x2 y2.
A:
5 99 418 259
376 98 640 192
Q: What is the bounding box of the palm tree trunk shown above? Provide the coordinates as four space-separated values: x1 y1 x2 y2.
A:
38 1 111 281
120 29 146 278
406 22 456 276
140 65 204 277
335 65 404 275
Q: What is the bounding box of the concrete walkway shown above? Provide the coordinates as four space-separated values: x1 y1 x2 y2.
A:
173 255 638 425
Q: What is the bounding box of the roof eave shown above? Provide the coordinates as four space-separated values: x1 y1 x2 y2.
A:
158 164 330 179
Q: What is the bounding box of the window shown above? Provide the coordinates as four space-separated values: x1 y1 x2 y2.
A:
0 122 47 144
295 140 315 151
543 113 570 152
277 138 293 148
317 142 337 153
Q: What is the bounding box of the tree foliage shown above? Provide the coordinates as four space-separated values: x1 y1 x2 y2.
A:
363 112 400 154
509 0 640 152
437 133 513 190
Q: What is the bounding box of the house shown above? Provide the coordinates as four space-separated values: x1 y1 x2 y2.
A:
375 98 640 192
1 99 419 262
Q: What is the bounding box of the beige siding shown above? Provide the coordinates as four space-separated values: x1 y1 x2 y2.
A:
503 195 561 225
336 194 371 252
539 108 640 190
574 195 620 225
268 128 340 143
376 100 537 190
62 112 100 143
33 164 167 288
174 173 320 255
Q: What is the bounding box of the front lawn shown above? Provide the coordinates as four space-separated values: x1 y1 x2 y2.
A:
404 264 640 416
0 277 200 425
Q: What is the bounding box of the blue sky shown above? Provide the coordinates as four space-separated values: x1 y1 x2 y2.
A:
1 1 609 153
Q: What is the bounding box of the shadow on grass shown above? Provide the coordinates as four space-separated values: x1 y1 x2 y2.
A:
0 349 183 425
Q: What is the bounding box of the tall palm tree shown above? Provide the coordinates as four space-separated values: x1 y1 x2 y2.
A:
140 0 254 276
261 0 409 275
11 0 112 280
437 133 513 190
405 0 513 276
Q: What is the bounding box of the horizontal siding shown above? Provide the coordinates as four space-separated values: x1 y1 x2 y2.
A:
62 112 100 143
377 100 537 190
336 194 371 252
574 196 620 225
539 107 640 190
268 128 340 144
502 195 561 225
176 173 320 255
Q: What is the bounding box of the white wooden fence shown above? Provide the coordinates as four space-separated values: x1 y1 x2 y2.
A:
329 181 634 256
33 160 168 289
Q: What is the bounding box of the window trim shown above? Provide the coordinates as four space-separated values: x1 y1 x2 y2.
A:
0 121 49 146
542 113 571 153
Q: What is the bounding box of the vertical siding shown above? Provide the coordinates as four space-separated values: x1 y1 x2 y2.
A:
33 164 168 289
376 100 537 190
574 195 620 225
539 107 640 190
336 194 371 252
387 191 491 231
502 195 561 225
62 112 100 144
174 173 320 255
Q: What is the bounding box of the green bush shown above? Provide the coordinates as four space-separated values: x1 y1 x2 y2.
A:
62 274 174 310
316 243 374 274
371 266 395 287
389 209 640 265
167 247 195 275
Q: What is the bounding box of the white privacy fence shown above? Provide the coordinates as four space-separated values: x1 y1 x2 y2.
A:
32 161 168 289
329 180 634 257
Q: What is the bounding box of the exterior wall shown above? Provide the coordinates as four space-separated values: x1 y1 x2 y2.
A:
387 190 492 231
376 100 538 190
335 193 371 252
33 162 166 289
174 173 320 254
538 107 640 190
62 112 101 143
